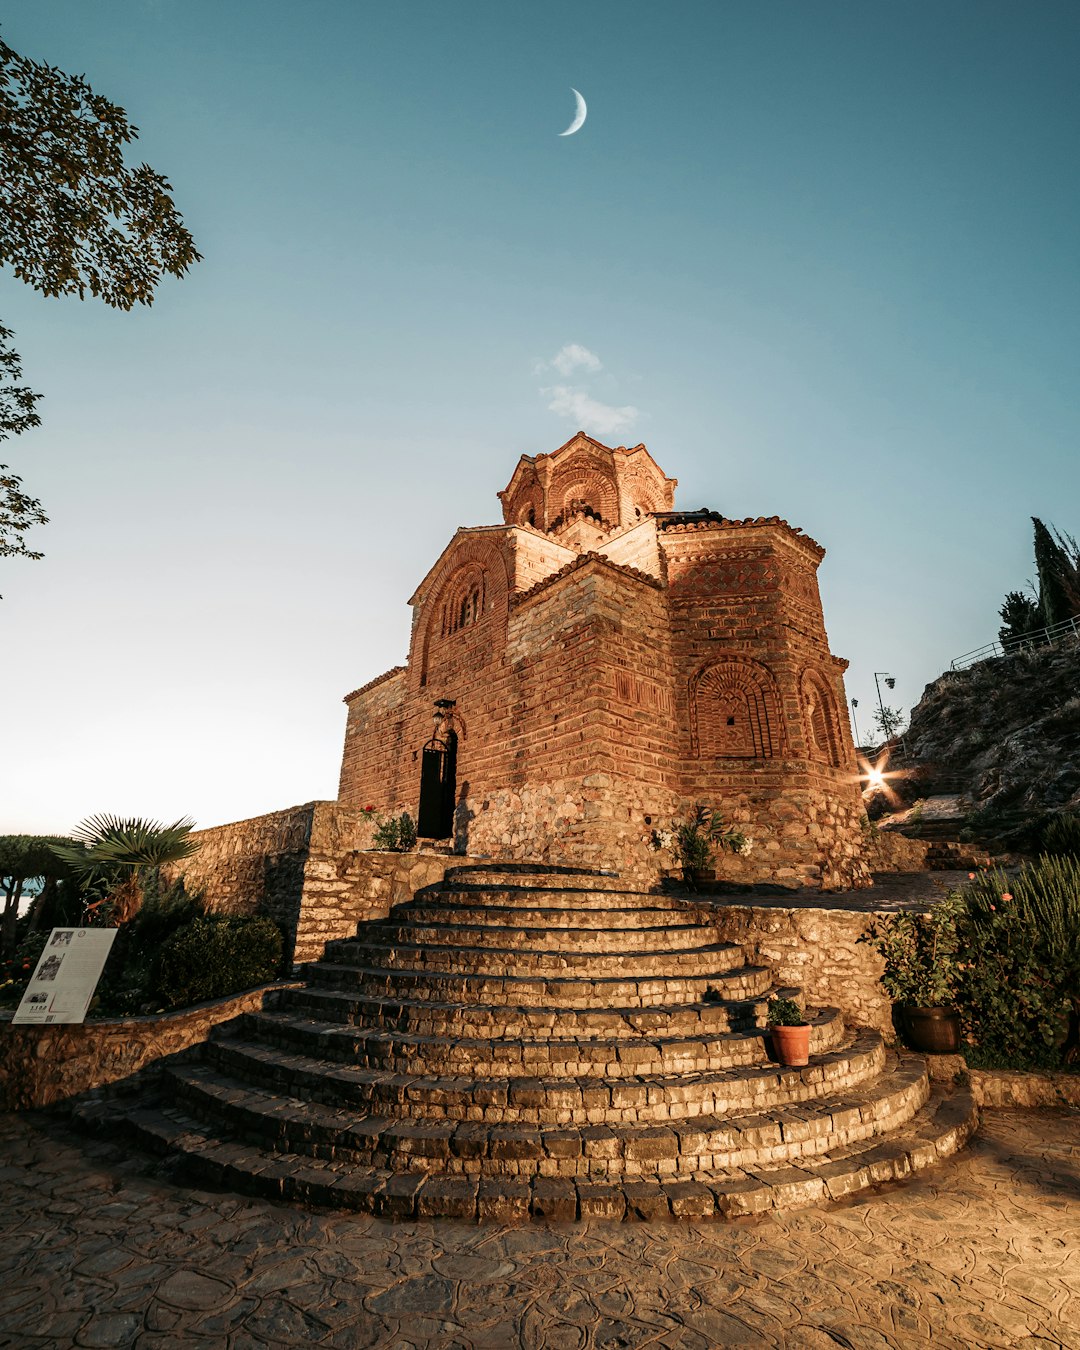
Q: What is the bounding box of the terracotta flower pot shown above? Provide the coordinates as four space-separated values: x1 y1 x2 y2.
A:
903 1006 962 1054
771 1023 812 1066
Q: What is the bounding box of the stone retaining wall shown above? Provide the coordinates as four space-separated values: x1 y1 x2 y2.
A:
293 848 468 965
925 1056 1080 1108
166 800 479 966
700 902 893 1035
0 983 294 1111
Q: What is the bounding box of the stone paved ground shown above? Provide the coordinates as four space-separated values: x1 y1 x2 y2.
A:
692 870 974 913
1 1110 1077 1349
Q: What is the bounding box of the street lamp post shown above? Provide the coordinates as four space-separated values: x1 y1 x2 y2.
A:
850 697 861 749
874 671 904 754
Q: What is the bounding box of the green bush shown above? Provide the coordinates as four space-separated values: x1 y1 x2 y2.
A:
1039 812 1080 858
954 858 1080 1070
862 894 962 1008
372 812 417 852
155 915 283 1009
93 871 206 1015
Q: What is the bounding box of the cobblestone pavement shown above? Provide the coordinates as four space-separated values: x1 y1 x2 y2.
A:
692 870 974 913
0 1108 1077 1349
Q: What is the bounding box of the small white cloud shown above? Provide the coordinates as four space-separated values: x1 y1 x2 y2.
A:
550 344 602 377
545 385 639 438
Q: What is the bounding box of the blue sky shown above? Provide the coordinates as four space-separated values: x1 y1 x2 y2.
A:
2 1 1078 833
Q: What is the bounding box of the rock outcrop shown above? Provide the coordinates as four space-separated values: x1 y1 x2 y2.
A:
905 637 1080 823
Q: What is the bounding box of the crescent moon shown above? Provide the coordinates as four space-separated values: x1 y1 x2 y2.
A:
559 88 587 137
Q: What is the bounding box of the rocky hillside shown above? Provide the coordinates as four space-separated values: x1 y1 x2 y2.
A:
904 636 1080 823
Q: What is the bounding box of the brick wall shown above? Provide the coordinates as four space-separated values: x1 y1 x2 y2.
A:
336 440 873 891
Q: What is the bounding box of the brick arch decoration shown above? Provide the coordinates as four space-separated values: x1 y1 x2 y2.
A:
512 485 543 528
417 538 510 687
549 465 620 529
620 466 667 518
438 564 486 638
690 658 781 758
800 667 844 768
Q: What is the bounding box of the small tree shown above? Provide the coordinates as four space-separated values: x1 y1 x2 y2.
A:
872 705 905 742
50 815 200 924
1032 517 1073 630
1 35 200 583
998 589 1042 646
0 835 72 955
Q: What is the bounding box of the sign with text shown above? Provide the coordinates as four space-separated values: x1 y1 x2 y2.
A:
11 928 117 1025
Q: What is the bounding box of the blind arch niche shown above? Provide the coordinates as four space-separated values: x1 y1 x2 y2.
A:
691 658 780 758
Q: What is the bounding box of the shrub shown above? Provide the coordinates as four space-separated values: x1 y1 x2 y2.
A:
954 858 1080 1069
1040 812 1080 858
155 915 283 1009
372 812 417 852
92 871 206 1015
862 893 962 1008
766 997 806 1027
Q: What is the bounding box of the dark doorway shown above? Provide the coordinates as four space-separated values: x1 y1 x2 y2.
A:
417 728 457 839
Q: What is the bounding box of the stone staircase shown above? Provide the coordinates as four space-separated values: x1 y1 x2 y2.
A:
76 865 977 1221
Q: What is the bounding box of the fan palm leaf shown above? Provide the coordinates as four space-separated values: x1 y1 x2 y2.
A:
50 814 199 876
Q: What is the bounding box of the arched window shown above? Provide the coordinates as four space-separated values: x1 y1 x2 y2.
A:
692 660 779 758
440 568 486 638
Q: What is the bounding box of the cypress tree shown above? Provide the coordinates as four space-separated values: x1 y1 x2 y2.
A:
1032 517 1072 629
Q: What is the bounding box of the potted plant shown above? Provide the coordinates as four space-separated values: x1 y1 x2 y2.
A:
664 803 751 889
862 896 963 1053
767 997 812 1066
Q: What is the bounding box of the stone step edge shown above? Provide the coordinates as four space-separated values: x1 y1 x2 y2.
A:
278 984 801 1026
324 938 743 964
241 1004 843 1062
400 902 698 921
79 1082 975 1221
359 921 722 946
203 1025 881 1103
274 982 788 1031
305 961 770 993
162 1051 927 1174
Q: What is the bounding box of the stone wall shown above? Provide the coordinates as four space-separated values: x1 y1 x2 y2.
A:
699 901 893 1035
0 984 292 1111
863 829 931 873
168 801 474 966
292 847 464 965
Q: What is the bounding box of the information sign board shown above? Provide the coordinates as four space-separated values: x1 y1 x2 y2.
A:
11 927 117 1025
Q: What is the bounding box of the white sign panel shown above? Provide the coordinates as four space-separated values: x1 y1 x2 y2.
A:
12 927 117 1025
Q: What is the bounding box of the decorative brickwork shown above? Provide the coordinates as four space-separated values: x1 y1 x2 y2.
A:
339 434 871 889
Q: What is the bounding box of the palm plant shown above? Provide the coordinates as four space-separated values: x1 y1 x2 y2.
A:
51 814 200 923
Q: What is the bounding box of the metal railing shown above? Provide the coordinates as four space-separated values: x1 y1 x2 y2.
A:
951 615 1080 670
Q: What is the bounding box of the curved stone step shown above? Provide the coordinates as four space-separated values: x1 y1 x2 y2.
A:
441 867 633 894
102 1076 974 1219
399 901 701 931
304 959 774 1008
365 919 723 955
239 1005 848 1079
165 1050 925 1176
324 936 745 980
435 887 674 911
278 986 776 1039
201 1027 885 1124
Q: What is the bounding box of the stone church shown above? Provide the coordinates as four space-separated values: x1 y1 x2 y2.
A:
338 433 869 889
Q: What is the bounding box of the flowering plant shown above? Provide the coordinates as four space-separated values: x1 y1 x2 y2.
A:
649 803 752 871
862 891 963 1007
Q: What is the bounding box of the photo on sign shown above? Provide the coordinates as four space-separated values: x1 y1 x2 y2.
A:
27 994 48 1006
50 931 73 947
36 954 64 982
